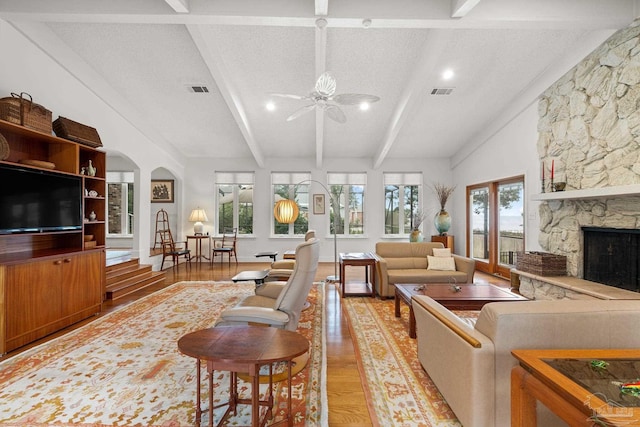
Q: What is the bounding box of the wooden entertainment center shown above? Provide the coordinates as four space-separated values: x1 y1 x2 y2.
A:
0 119 105 355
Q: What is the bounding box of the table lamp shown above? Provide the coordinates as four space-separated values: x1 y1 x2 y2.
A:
188 208 208 235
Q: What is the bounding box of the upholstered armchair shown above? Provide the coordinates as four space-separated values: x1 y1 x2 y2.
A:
267 229 316 280
215 237 320 331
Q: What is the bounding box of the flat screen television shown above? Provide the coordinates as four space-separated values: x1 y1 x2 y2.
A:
0 164 83 234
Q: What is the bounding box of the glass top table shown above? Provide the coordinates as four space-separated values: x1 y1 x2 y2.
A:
512 349 640 426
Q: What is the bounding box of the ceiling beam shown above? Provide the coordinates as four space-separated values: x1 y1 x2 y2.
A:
451 0 480 18
186 24 265 168
164 0 189 14
373 30 449 169
1 0 636 30
315 18 327 168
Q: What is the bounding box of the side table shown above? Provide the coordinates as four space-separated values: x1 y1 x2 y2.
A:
178 326 309 427
339 252 377 298
186 234 210 264
431 235 454 249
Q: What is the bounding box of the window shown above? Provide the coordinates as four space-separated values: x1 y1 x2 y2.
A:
272 172 310 236
468 176 524 277
107 172 134 236
327 172 366 235
215 172 254 235
383 172 422 235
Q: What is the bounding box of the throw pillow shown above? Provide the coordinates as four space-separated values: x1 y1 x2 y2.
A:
427 255 456 271
432 248 452 257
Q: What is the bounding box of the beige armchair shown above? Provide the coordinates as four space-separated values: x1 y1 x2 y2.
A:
267 229 316 280
215 237 320 331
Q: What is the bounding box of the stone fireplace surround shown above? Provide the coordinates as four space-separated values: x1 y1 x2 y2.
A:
521 20 640 300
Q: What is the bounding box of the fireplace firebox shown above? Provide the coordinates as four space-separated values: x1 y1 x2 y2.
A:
583 227 640 292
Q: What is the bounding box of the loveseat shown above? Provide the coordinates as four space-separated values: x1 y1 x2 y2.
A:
412 296 640 427
375 242 475 298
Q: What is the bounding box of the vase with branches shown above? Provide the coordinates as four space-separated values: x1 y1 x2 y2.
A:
433 183 456 235
409 209 426 242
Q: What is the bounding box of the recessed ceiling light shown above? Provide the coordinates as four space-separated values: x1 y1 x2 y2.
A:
442 69 454 80
266 102 276 111
359 102 370 111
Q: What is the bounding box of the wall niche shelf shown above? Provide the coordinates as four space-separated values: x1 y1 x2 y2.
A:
531 184 640 201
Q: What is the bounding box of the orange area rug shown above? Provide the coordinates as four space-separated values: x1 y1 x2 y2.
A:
343 296 479 426
0 281 327 426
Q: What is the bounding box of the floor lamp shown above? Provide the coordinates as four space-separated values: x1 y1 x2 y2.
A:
273 179 339 283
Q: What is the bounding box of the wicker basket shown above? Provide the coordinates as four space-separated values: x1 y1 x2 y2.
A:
0 92 52 134
53 116 102 148
516 251 567 276
0 131 9 160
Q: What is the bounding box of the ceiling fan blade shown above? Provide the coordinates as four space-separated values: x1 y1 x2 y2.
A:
333 93 381 105
286 104 316 121
325 105 347 123
270 93 309 100
315 72 337 97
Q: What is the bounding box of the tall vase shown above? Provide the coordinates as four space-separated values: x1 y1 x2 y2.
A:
434 209 451 236
409 229 423 242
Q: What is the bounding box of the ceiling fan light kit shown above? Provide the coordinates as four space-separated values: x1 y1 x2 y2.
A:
271 71 380 123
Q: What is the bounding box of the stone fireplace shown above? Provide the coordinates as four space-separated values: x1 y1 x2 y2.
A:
535 19 640 295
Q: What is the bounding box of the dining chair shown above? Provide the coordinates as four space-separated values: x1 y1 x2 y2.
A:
211 227 238 266
158 228 192 270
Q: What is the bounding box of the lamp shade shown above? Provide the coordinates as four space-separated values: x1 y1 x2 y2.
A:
188 208 208 234
274 199 299 224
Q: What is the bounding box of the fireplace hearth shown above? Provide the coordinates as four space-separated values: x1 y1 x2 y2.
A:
583 227 640 292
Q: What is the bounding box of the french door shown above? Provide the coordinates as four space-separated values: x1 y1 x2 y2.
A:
467 176 524 278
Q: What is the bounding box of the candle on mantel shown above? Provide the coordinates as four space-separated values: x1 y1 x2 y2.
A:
551 160 554 179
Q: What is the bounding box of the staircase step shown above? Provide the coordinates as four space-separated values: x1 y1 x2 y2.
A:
106 271 166 301
106 264 153 285
104 257 166 301
106 257 140 273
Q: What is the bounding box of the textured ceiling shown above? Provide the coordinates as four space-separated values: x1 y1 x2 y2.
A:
0 0 638 168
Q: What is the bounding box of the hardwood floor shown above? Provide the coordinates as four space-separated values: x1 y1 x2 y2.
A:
1 258 510 426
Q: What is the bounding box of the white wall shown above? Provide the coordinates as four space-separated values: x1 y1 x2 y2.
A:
0 20 184 264
450 102 543 254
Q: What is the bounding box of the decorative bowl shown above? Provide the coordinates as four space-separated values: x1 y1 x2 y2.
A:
84 234 94 242
553 182 566 192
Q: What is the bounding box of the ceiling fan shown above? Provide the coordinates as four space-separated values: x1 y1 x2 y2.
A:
271 72 380 123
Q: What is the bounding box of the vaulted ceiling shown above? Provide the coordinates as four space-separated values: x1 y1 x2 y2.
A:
1 0 638 168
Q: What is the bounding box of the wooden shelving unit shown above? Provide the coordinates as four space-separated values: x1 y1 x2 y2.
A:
0 119 105 354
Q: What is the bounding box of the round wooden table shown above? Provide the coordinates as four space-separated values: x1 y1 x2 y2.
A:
177 325 309 427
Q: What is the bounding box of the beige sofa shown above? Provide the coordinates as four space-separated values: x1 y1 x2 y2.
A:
412 296 640 427
375 242 475 298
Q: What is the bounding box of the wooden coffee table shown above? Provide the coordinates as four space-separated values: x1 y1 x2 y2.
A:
394 283 528 338
177 326 309 427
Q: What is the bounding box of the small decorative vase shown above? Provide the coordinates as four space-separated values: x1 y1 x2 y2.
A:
409 229 423 242
89 211 97 221
87 160 96 177
434 209 451 236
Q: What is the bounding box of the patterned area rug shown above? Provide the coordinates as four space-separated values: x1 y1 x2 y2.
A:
0 281 327 427
343 297 478 427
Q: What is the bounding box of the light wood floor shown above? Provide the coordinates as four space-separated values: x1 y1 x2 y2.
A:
1 259 510 426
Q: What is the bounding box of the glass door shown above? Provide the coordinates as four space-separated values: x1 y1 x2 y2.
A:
467 176 524 277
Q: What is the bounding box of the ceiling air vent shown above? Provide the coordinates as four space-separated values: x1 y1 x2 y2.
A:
430 87 454 95
186 85 210 93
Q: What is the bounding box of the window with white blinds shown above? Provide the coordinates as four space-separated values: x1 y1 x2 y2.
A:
383 172 423 235
215 171 255 235
327 172 366 235
272 172 311 236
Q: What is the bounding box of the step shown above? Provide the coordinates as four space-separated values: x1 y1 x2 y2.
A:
106 257 139 273
104 257 166 301
106 271 166 301
106 263 153 285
